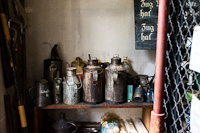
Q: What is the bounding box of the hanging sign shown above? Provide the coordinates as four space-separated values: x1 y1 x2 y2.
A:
134 0 159 50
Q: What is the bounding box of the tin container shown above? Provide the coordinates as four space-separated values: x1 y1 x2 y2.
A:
53 78 62 104
44 59 62 83
138 75 148 87
63 67 82 105
133 85 145 102
83 57 103 104
105 55 127 104
29 79 52 107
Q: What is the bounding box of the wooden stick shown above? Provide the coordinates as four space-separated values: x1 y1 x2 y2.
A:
1 11 28 132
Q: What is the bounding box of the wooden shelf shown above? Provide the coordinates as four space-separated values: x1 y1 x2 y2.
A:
38 102 153 109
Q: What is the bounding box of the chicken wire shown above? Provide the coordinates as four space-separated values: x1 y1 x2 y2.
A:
163 0 200 132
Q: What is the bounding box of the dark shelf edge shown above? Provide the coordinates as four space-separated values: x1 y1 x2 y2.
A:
38 102 153 109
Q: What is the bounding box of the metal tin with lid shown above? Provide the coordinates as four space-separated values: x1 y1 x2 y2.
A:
63 67 82 105
111 55 121 65
83 55 103 104
105 55 127 104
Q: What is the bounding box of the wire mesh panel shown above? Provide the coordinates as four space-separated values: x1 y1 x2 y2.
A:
164 0 200 132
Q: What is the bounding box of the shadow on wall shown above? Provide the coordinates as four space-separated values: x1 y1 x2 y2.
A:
128 59 138 76
147 50 156 63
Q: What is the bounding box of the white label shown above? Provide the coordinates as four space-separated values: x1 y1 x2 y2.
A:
189 25 200 73
191 95 200 132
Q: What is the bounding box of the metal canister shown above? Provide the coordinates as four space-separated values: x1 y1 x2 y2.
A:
105 55 127 104
63 67 82 105
83 56 103 104
133 85 145 102
138 75 148 86
44 59 62 89
52 112 78 133
53 78 62 104
29 79 52 107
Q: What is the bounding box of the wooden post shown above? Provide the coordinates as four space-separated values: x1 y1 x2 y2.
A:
142 107 153 132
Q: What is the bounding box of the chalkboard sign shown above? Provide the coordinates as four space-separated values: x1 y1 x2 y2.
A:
134 0 159 50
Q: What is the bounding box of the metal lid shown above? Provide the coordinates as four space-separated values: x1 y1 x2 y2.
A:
88 59 98 66
66 67 76 76
38 79 48 84
66 67 76 71
54 78 62 84
88 54 98 66
111 55 121 65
